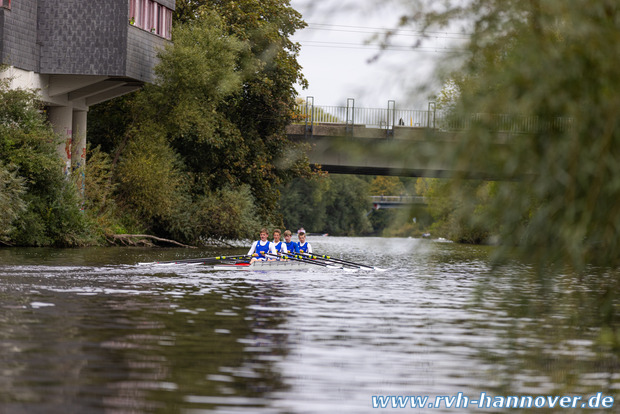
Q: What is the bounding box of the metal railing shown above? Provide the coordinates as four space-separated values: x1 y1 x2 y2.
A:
293 101 435 129
440 113 573 134
370 195 427 205
293 98 572 135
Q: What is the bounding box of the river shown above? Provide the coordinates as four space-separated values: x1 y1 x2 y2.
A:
0 237 618 413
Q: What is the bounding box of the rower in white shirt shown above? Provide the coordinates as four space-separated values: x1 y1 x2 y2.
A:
297 228 312 254
247 228 278 263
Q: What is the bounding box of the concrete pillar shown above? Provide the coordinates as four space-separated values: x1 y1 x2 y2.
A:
72 110 87 198
48 106 73 176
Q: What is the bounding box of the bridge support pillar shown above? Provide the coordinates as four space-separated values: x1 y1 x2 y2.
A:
48 106 73 177
72 110 87 198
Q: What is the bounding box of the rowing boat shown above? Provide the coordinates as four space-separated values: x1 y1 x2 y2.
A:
142 252 379 271
212 260 337 271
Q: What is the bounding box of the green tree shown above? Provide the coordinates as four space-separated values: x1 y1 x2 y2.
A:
86 0 310 243
0 162 26 244
172 0 309 218
87 95 135 156
0 76 93 246
279 175 372 236
395 0 620 269
292 97 341 124
415 178 494 244
113 126 188 232
324 175 372 235
279 176 331 232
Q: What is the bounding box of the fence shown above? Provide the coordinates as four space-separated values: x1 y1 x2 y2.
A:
440 113 572 134
293 100 571 134
293 102 436 129
369 195 427 205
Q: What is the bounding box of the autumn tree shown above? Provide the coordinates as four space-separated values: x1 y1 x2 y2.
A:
369 176 405 196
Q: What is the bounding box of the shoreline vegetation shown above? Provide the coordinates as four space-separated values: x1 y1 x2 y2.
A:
0 0 526 250
4 0 620 276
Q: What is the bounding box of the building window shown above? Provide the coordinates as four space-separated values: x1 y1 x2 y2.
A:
129 0 172 40
1 0 11 10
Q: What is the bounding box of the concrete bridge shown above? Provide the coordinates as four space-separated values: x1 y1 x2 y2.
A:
286 99 566 179
370 195 427 209
285 121 511 179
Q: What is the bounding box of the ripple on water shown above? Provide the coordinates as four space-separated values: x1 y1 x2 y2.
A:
0 237 617 413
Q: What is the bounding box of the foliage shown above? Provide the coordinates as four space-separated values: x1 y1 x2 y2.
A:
292 97 341 124
379 207 431 238
279 175 330 232
84 0 310 244
0 77 93 246
0 85 61 193
397 0 620 269
178 185 261 243
12 178 94 247
369 176 405 196
325 176 373 235
114 125 188 230
87 95 135 155
84 145 120 235
415 178 494 244
170 0 310 218
0 162 27 243
279 175 372 236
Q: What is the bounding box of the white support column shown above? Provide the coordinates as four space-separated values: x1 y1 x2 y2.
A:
72 110 87 198
48 106 73 176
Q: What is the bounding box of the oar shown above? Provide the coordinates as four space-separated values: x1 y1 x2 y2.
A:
297 252 375 270
155 254 255 264
282 253 362 272
266 252 340 268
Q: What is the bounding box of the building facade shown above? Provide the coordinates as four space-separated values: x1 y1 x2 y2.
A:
0 0 174 178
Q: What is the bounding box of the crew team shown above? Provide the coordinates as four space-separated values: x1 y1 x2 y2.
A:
247 228 313 263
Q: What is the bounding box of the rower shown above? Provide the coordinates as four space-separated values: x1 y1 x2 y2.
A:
297 228 312 254
272 229 286 254
282 230 299 254
247 228 278 263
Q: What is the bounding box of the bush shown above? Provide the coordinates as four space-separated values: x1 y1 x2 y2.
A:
0 162 27 244
1 76 94 246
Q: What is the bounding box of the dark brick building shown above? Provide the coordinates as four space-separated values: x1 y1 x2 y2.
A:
0 0 175 177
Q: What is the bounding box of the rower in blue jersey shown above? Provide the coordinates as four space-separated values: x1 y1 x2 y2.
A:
282 230 299 254
297 228 312 253
248 228 278 263
272 229 286 254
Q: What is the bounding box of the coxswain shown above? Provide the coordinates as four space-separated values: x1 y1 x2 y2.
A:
247 228 278 263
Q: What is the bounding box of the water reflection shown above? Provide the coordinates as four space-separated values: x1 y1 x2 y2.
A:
468 265 620 399
0 264 291 413
0 238 619 413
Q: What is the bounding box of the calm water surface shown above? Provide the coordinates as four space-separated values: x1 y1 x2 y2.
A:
0 237 618 413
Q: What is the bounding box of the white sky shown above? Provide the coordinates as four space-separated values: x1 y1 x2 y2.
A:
289 0 465 109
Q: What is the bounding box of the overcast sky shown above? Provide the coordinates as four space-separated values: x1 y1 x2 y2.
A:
289 0 462 109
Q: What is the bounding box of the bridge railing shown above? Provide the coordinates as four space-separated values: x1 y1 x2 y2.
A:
293 100 572 134
293 102 436 129
441 113 572 134
369 195 427 204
